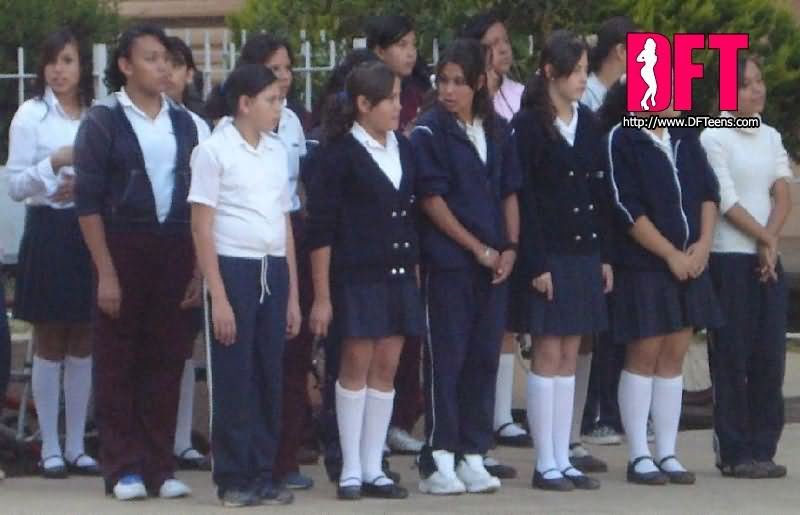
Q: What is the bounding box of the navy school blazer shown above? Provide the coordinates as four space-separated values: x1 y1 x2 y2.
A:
511 104 613 282
607 125 721 272
410 103 523 270
305 131 420 284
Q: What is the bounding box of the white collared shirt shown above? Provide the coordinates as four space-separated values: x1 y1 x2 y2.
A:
701 112 793 254
581 73 608 112
555 102 579 146
115 88 177 223
189 122 291 258
215 104 306 211
5 87 85 209
350 122 402 189
458 117 487 164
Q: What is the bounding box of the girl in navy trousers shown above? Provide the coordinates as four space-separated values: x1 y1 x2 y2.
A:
191 64 301 508
602 80 723 486
411 38 521 496
5 29 98 479
511 30 611 492
307 61 421 501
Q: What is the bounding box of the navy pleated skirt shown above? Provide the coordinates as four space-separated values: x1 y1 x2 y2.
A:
512 253 608 337
14 206 93 324
612 267 724 345
333 277 424 339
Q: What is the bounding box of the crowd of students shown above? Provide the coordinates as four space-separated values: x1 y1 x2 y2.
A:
0 10 791 508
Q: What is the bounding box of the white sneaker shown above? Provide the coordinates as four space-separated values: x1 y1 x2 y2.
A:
419 450 467 495
456 454 501 494
387 427 424 454
159 478 192 499
113 475 148 501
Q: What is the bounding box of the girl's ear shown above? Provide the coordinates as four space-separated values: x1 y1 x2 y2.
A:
187 68 195 84
237 94 250 116
356 94 372 116
118 56 133 81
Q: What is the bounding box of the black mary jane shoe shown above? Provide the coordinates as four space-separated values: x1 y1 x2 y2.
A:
337 478 362 501
657 456 696 485
361 477 409 499
562 467 601 490
532 469 574 492
40 455 68 479
382 458 401 483
494 423 533 448
754 460 788 479
626 456 668 485
65 454 101 476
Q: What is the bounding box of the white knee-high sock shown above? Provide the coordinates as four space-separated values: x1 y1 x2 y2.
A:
336 382 367 486
527 373 559 478
174 359 196 455
618 370 658 473
494 353 517 431
361 388 395 486
63 355 92 460
652 375 686 472
554 376 579 475
32 356 63 461
571 353 592 444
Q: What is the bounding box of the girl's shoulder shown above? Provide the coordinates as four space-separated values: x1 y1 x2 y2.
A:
11 97 49 128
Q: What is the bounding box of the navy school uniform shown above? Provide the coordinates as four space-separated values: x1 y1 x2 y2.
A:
510 104 612 337
410 103 522 456
607 125 724 344
305 130 424 340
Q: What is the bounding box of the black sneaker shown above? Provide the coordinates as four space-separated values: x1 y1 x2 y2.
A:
258 482 294 505
483 455 517 479
754 460 788 479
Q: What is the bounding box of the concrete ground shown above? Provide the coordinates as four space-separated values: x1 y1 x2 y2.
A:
2 425 800 515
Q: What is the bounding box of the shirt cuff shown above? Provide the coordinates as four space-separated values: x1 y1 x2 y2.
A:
36 157 60 197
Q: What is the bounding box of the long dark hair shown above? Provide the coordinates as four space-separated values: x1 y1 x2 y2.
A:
32 28 93 108
590 16 636 73
597 78 628 134
312 49 379 129
205 64 278 120
166 36 206 116
433 38 494 135
321 61 396 144
239 33 294 67
460 10 503 41
105 24 170 92
520 30 588 139
365 15 415 51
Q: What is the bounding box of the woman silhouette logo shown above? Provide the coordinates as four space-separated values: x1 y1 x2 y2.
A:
636 38 658 111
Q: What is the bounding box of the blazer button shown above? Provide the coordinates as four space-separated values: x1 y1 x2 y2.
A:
589 204 595 211
399 267 406 275
575 235 582 242
401 210 407 217
568 170 575 177
404 242 410 248
393 243 400 249
392 211 398 218
573 207 580 213
410 195 416 204
391 268 398 275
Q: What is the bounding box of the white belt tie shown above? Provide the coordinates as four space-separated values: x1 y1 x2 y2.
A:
259 256 271 304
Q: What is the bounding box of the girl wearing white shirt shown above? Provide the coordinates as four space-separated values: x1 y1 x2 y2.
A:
191 64 301 508
700 55 792 480
5 29 98 479
307 61 422 501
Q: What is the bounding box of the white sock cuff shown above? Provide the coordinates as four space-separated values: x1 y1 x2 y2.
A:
34 356 62 368
654 375 683 388
528 372 555 387
366 388 395 400
621 370 653 387
555 375 576 387
64 355 92 367
336 381 367 399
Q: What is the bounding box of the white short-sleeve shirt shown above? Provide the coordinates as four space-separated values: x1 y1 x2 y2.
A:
5 88 85 209
189 122 291 258
116 88 177 223
700 112 793 254
581 73 608 112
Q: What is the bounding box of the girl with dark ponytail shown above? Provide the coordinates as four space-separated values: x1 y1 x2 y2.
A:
190 63 300 507
307 60 421 501
512 29 612 492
